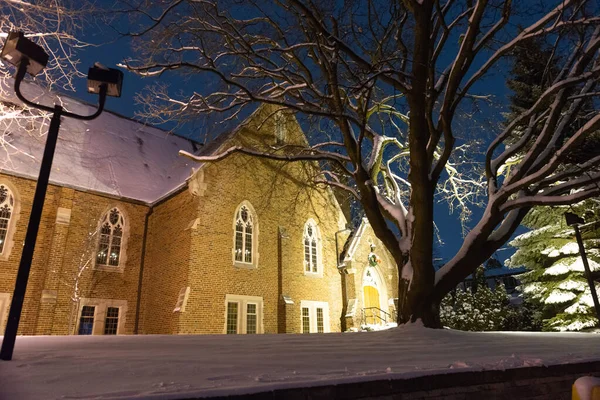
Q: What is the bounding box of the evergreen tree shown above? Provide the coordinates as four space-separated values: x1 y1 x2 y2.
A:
507 202 600 331
506 37 557 119
505 36 599 159
503 36 600 332
440 266 510 331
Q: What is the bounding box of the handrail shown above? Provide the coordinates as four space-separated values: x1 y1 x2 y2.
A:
362 306 391 325
363 306 391 318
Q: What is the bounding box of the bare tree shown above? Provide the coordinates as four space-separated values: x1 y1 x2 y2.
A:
118 0 600 327
56 219 99 335
0 0 91 163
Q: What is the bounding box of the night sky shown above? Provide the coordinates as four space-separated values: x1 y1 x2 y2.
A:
69 4 527 267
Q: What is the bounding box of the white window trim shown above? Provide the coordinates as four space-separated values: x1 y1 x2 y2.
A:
173 287 191 313
93 206 129 273
76 298 128 335
0 181 20 261
303 219 323 277
300 300 330 333
274 111 287 144
231 201 259 269
223 294 264 334
0 292 10 333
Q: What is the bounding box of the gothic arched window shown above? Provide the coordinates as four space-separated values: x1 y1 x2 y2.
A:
274 112 287 144
234 203 257 266
303 220 320 274
96 208 125 267
0 184 15 255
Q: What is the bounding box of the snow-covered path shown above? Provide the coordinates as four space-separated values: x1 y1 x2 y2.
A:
1 325 599 400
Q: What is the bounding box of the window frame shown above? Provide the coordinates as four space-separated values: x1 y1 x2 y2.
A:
0 182 20 261
173 287 191 313
93 206 128 273
274 111 287 144
223 294 264 334
78 305 96 335
103 307 120 335
75 298 127 335
303 219 322 277
0 293 10 333
232 201 259 269
299 300 330 333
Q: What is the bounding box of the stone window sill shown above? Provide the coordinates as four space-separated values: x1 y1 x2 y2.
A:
233 261 257 270
93 264 125 273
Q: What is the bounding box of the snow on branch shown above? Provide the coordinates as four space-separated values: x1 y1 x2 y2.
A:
118 0 600 322
0 0 92 163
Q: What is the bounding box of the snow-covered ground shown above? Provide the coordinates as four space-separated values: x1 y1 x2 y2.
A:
1 324 600 400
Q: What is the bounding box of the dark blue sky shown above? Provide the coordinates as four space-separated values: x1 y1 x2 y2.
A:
69 7 522 266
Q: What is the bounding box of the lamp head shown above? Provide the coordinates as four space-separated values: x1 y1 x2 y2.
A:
1 32 48 76
87 65 123 97
565 212 584 227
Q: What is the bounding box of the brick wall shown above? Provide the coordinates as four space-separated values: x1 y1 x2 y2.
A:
0 174 147 335
0 105 350 337
179 106 346 334
138 188 198 334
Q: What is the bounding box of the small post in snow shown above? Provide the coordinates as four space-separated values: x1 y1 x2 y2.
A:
564 212 600 327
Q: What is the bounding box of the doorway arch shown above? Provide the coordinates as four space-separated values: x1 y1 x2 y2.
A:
362 265 388 325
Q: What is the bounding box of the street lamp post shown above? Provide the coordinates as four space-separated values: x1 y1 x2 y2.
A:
565 212 600 327
0 32 123 361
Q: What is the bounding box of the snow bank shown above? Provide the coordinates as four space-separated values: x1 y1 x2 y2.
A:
2 327 600 400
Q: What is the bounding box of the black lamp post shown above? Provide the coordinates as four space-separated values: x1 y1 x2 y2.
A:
0 32 123 361
564 212 600 327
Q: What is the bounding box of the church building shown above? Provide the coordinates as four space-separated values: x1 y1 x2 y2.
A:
0 87 398 336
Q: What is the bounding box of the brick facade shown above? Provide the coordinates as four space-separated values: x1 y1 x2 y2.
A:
0 174 147 335
0 105 398 337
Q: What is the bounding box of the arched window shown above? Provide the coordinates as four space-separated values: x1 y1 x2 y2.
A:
0 184 15 255
96 208 125 267
303 220 320 274
274 112 287 144
234 203 256 266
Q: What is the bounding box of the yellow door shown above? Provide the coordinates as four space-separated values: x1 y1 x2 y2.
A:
363 285 380 325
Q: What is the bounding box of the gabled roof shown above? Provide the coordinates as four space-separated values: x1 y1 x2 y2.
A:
340 218 370 265
0 81 199 204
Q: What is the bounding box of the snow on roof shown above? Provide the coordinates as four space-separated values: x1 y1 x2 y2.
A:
483 265 525 277
1 326 600 399
0 81 199 204
342 218 369 263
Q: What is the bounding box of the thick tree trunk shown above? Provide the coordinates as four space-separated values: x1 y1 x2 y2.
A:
397 278 442 328
398 0 438 328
